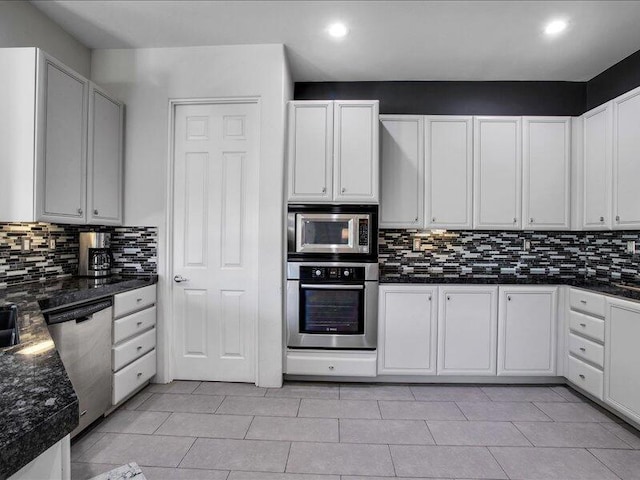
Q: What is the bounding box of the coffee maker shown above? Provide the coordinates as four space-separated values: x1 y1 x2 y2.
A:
78 232 113 278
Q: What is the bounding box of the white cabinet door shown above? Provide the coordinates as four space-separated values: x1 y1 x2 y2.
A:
378 285 437 375
605 298 640 424
522 117 571 230
287 101 333 202
88 83 123 225
379 115 424 228
425 116 473 229
333 101 379 203
582 102 613 230
437 286 498 376
613 86 640 229
36 52 88 223
473 117 522 230
497 286 558 376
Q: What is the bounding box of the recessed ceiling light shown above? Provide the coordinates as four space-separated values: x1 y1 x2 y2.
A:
544 19 568 36
327 22 349 38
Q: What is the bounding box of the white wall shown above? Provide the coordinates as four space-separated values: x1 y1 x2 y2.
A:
0 1 90 77
91 44 292 387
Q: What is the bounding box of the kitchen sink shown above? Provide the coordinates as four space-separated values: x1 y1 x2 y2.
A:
0 304 19 348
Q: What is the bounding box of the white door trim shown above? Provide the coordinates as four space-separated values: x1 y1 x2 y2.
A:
163 96 261 385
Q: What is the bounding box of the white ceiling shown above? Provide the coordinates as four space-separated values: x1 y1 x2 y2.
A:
32 0 640 82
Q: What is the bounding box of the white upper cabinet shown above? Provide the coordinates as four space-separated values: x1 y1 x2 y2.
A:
379 115 424 228
287 100 379 204
582 102 613 230
88 84 124 225
287 101 333 202
333 101 379 203
522 117 571 230
425 116 473 229
497 286 558 376
378 285 437 375
612 86 640 229
437 286 498 376
473 117 522 230
0 48 123 225
36 52 89 224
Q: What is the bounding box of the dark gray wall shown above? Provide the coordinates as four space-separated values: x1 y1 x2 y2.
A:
294 48 640 115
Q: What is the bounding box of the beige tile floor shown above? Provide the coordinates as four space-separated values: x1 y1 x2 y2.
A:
70 382 640 480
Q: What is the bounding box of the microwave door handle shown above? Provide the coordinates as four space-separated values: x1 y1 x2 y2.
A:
300 284 364 290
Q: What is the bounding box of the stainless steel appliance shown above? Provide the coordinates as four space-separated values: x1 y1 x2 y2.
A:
287 205 378 263
45 299 113 438
287 262 378 349
79 232 113 278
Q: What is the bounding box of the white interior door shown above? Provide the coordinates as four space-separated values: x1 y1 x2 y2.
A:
172 101 259 382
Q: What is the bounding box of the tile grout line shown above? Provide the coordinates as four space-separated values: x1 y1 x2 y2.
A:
386 443 398 477
149 411 173 435
283 440 293 474
585 447 624 480
486 445 512 480
243 415 256 440
174 435 198 469
509 421 535 447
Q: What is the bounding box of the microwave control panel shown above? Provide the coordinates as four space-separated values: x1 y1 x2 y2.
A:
300 266 365 282
358 219 369 247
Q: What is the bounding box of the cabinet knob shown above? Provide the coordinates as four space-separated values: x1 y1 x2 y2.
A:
580 323 587 327
529 218 534 223
94 209 99 215
513 218 517 223
136 321 143 326
137 372 143 377
579 374 585 379
580 300 587 304
447 296 451 301
414 217 418 222
321 187 326 193
137 346 143 351
507 296 511 301
579 347 586 352
600 216 605 222
432 217 436 222
428 296 432 301
616 215 620 222
77 208 83 215
328 365 334 371
341 187 346 194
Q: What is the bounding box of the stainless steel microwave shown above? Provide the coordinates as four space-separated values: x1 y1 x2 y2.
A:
287 205 378 262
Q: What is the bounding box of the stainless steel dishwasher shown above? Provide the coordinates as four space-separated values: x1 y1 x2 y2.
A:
46 298 113 438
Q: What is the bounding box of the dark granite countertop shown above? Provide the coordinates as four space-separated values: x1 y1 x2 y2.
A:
379 274 640 302
0 275 158 479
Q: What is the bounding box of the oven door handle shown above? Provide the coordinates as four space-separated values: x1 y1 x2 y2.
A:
300 284 364 290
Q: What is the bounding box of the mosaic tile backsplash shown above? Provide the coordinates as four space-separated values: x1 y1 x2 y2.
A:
0 223 157 288
380 229 640 284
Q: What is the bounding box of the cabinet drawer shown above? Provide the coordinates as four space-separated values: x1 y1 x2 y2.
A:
112 349 156 405
569 289 605 318
567 355 603 400
114 284 156 318
569 310 605 343
286 350 376 377
112 328 156 372
569 333 604 368
113 306 156 344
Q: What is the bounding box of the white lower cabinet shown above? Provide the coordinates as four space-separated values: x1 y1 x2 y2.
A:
437 286 498 375
605 298 640 424
378 285 437 375
112 285 157 405
8 435 70 480
286 350 376 377
497 286 557 376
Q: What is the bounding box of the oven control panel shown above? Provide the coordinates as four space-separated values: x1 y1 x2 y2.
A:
300 266 365 282
358 218 369 246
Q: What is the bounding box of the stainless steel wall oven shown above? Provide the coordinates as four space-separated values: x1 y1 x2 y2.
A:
287 262 378 349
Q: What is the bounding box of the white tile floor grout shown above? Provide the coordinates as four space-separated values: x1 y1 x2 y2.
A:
70 382 640 480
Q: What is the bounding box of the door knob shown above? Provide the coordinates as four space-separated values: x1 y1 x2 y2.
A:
174 275 189 283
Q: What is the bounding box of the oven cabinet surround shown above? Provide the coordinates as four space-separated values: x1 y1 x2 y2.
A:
437 286 499 375
287 100 379 204
286 349 377 377
604 297 640 425
497 286 558 376
112 285 157 405
379 115 569 230
8 435 70 480
0 47 123 225
377 285 438 375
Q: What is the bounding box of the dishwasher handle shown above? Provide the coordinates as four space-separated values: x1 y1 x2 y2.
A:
45 299 113 325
